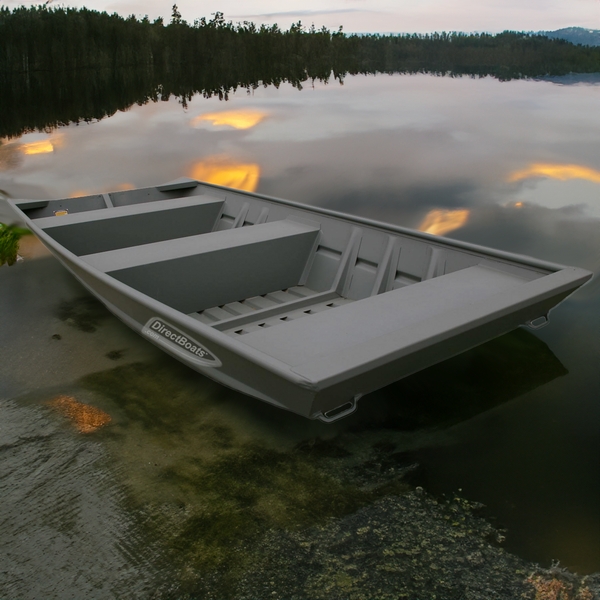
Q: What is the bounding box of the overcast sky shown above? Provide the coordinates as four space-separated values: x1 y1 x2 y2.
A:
5 0 599 33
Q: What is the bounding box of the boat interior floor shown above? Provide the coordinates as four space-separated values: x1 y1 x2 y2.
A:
189 286 354 336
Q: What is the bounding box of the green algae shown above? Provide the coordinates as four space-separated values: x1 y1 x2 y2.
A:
153 444 375 580
105 349 126 360
78 360 392 586
81 360 234 435
74 326 571 596
56 295 111 332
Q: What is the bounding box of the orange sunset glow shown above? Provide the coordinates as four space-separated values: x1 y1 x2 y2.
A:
191 109 267 130
190 158 260 192
20 139 54 155
508 163 600 184
19 133 65 155
69 190 91 198
112 182 135 192
418 209 470 236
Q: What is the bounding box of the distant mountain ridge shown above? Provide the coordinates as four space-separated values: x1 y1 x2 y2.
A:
542 27 600 47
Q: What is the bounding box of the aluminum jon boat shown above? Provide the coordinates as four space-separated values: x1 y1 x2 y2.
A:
8 179 592 422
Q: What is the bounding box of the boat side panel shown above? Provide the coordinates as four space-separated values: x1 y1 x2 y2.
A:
38 199 224 256
237 264 532 367
197 181 571 273
19 194 107 218
85 220 321 314
307 285 578 416
46 250 321 418
209 187 553 303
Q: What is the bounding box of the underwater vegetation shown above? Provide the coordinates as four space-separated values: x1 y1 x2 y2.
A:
56 295 111 332
79 360 413 590
47 394 112 433
74 324 570 595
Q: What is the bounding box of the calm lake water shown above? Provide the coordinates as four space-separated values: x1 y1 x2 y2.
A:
1 73 599 597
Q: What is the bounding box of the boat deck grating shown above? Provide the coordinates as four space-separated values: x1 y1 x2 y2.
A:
188 286 354 335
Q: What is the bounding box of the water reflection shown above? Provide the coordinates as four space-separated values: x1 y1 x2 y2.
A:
189 157 261 192
0 134 67 172
0 142 22 171
191 108 268 130
509 162 600 184
1 72 599 590
20 139 55 155
418 208 470 236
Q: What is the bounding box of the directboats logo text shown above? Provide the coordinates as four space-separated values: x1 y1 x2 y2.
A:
142 317 220 366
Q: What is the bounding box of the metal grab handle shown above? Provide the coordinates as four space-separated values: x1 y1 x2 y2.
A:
317 396 360 423
525 314 549 330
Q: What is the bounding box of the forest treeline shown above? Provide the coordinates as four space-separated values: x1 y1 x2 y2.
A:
1 5 600 138
2 5 600 75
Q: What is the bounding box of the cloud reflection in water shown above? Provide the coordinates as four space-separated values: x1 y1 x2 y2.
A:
0 72 598 579
20 139 54 155
191 109 267 130
508 163 600 185
418 208 470 236
190 158 261 192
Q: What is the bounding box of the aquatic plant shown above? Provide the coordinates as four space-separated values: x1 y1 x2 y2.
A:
56 295 110 332
0 222 31 266
526 571 594 600
47 394 112 433
79 360 410 590
74 347 588 597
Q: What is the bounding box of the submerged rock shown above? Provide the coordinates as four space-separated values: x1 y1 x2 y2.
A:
197 491 598 600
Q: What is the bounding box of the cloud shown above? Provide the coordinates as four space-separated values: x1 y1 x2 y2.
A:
451 203 600 271
418 209 470 236
191 109 268 130
508 163 600 184
3 0 598 33
231 8 366 20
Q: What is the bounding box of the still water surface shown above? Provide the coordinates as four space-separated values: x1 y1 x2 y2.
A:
1 73 599 595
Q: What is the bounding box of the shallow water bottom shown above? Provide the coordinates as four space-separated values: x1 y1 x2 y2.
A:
0 245 598 597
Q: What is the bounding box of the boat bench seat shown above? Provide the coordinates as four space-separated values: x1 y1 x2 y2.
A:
82 218 320 314
34 195 224 256
240 264 532 371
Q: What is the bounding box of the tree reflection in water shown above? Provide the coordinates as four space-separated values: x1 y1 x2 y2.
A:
1 6 599 139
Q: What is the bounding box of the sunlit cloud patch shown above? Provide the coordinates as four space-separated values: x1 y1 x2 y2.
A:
191 109 267 130
508 163 600 185
20 139 55 155
19 133 65 155
113 182 135 191
69 189 92 198
418 209 470 236
190 157 260 192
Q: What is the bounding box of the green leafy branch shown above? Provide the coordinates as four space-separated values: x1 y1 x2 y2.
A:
0 222 32 266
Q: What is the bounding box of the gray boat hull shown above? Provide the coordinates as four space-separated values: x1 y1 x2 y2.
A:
8 179 592 421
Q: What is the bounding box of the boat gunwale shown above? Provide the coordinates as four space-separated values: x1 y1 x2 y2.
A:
7 203 320 388
193 181 577 275
8 183 593 388
14 180 577 275
289 266 592 387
